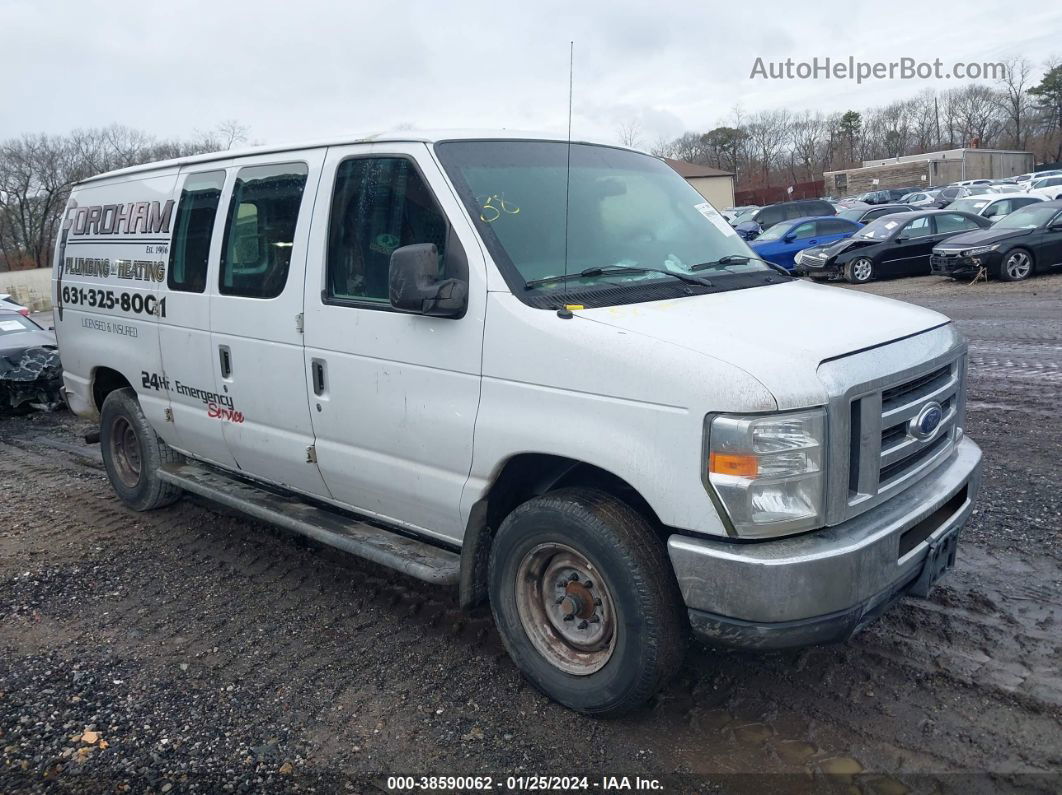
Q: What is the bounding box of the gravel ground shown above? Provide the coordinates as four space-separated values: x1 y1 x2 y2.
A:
1 273 1060 793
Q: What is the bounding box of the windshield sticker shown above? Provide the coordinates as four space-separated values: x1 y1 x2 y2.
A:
0 320 24 332
478 194 520 223
695 203 738 237
884 221 898 229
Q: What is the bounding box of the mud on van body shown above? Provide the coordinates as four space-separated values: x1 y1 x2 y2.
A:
53 131 982 715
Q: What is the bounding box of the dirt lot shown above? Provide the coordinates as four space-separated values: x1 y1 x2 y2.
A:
1 274 1060 793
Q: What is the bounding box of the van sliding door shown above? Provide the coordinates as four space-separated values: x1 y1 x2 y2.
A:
208 151 331 497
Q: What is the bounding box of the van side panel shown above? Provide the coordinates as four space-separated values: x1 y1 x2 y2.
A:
52 173 178 427
464 293 778 538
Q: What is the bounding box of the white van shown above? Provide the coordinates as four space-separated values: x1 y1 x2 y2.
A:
52 131 982 715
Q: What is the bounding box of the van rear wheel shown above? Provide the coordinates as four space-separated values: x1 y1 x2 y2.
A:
100 388 183 511
488 488 686 716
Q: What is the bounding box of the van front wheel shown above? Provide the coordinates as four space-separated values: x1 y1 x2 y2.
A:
99 388 183 511
488 488 686 716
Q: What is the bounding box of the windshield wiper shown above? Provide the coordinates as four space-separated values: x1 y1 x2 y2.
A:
525 265 714 289
691 255 793 278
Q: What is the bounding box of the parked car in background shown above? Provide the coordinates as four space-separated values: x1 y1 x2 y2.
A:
951 179 992 188
0 309 62 412
748 215 862 269
0 294 31 317
722 205 759 224
858 189 912 205
836 204 916 225
932 186 977 208
795 209 991 283
984 184 1023 194
899 190 940 207
734 199 836 240
1026 175 1062 200
931 200 1062 282
945 193 1045 223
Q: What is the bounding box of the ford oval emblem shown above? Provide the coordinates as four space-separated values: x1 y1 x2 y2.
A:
910 401 944 440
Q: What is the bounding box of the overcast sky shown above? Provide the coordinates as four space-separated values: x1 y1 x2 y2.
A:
3 0 1060 149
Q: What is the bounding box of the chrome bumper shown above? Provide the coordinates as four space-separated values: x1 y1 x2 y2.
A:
668 437 982 648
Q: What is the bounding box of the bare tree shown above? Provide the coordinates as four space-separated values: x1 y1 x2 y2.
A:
998 58 1034 149
616 120 643 149
215 119 250 150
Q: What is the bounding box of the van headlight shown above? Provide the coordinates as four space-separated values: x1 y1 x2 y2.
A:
705 409 826 538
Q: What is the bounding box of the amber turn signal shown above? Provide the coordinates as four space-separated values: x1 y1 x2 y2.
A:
708 452 758 478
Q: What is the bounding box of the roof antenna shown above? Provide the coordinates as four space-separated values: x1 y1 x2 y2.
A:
558 41 576 319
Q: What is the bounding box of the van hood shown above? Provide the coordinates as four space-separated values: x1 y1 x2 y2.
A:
578 280 949 409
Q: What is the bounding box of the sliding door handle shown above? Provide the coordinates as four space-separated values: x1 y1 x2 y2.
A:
311 359 327 396
218 345 232 379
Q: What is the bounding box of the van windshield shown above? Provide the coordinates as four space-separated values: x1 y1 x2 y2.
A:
435 141 772 301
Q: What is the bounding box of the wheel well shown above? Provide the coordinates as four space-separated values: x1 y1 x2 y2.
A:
458 453 663 609
92 367 133 413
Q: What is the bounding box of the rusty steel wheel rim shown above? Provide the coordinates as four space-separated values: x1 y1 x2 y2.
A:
515 542 617 675
110 416 142 489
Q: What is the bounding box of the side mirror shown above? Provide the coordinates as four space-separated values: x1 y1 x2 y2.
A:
783 233 796 243
388 243 468 318
1049 223 1062 232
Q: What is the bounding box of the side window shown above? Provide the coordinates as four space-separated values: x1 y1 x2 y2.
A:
327 157 448 303
756 207 782 227
935 213 979 234
219 163 308 298
791 221 816 239
901 216 933 238
816 219 849 235
983 201 1008 218
168 171 224 293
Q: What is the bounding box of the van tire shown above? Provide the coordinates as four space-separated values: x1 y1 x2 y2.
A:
99 388 183 511
487 488 686 716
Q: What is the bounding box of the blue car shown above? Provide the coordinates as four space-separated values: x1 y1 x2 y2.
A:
749 216 863 270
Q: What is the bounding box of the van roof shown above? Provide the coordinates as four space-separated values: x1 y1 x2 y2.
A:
77 130 630 185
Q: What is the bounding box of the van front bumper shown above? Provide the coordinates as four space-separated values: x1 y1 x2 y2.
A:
667 436 982 649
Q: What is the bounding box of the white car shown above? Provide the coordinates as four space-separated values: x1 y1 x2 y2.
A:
0 293 31 317
898 191 939 207
950 179 992 188
1026 175 1062 200
944 193 1045 223
1018 169 1062 188
52 129 983 715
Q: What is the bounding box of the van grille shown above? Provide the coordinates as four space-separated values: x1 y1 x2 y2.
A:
845 355 963 507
